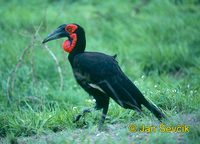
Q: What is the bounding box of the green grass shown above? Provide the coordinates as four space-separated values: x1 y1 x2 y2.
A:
0 0 200 143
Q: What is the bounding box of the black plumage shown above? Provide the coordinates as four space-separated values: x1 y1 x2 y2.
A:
43 23 166 129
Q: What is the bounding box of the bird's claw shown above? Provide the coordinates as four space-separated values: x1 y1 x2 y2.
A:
73 114 83 123
73 108 91 123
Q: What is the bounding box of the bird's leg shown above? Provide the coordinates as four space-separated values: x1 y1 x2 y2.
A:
98 104 109 130
73 108 92 123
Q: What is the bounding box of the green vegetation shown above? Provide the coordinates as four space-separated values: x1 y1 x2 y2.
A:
0 0 200 143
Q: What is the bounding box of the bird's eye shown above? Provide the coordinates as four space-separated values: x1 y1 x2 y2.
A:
65 24 78 34
67 27 72 33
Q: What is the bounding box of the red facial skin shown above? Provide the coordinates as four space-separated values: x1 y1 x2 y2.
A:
62 24 78 53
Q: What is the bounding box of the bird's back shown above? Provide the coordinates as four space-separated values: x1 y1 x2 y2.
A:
71 52 120 82
70 52 145 110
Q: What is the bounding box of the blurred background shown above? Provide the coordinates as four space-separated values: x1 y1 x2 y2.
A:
0 0 200 143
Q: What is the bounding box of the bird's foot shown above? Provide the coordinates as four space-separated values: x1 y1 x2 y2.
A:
98 123 109 131
73 108 91 123
73 114 83 123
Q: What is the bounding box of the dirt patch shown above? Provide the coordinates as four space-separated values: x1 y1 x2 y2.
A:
4 112 199 144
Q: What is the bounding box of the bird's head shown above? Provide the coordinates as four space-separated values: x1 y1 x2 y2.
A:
42 23 85 53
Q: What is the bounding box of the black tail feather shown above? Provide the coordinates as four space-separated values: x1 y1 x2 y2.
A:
116 75 166 121
98 79 142 111
97 75 166 121
142 98 166 121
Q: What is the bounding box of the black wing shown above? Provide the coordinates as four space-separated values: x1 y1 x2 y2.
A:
72 52 142 109
72 52 165 119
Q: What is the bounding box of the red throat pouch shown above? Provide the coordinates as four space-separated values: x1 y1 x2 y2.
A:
62 34 77 53
62 40 72 53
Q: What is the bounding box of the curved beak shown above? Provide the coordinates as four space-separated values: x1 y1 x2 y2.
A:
42 24 69 44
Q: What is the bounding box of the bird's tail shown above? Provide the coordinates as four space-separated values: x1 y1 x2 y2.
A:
142 98 166 121
97 75 166 121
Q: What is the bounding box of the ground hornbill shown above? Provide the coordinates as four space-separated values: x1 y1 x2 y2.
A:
43 23 166 130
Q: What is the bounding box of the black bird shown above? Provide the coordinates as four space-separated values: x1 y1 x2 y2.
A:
43 23 165 129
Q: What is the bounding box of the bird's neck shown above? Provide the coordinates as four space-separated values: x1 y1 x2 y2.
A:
68 33 86 65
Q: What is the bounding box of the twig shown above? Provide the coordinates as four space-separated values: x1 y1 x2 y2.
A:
42 43 64 91
36 32 64 91
6 40 34 104
30 46 36 87
6 23 42 105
